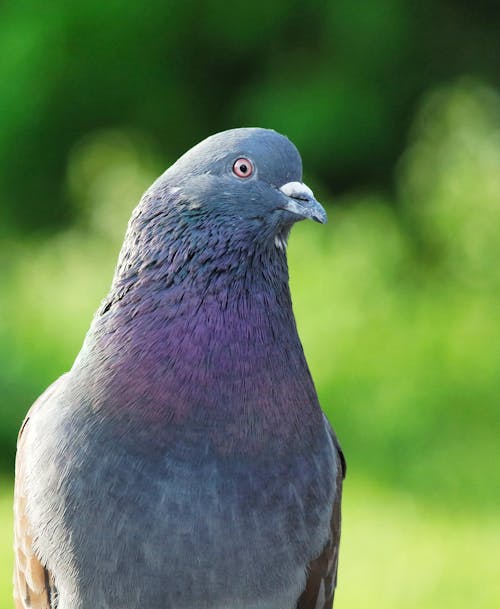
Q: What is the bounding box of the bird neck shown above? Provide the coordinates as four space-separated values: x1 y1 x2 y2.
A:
73 234 323 454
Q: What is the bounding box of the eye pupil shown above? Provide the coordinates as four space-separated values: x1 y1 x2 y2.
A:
233 157 254 178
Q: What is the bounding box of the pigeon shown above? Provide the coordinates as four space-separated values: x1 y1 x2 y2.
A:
14 127 346 609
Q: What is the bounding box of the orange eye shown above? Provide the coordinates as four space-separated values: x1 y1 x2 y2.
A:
232 157 254 178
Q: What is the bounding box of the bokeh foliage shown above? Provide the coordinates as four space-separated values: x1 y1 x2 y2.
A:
3 1 500 233
1 2 499 608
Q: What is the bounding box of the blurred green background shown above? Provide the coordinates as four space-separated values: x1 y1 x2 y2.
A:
1 1 499 607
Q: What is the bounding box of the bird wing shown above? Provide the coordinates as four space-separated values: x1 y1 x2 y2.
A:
13 378 64 609
297 418 346 609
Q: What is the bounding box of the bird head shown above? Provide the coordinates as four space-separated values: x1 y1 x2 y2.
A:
151 128 327 250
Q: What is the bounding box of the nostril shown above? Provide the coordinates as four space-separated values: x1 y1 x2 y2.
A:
279 181 316 202
291 194 311 202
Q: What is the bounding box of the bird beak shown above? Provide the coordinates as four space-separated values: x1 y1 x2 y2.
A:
278 182 327 224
